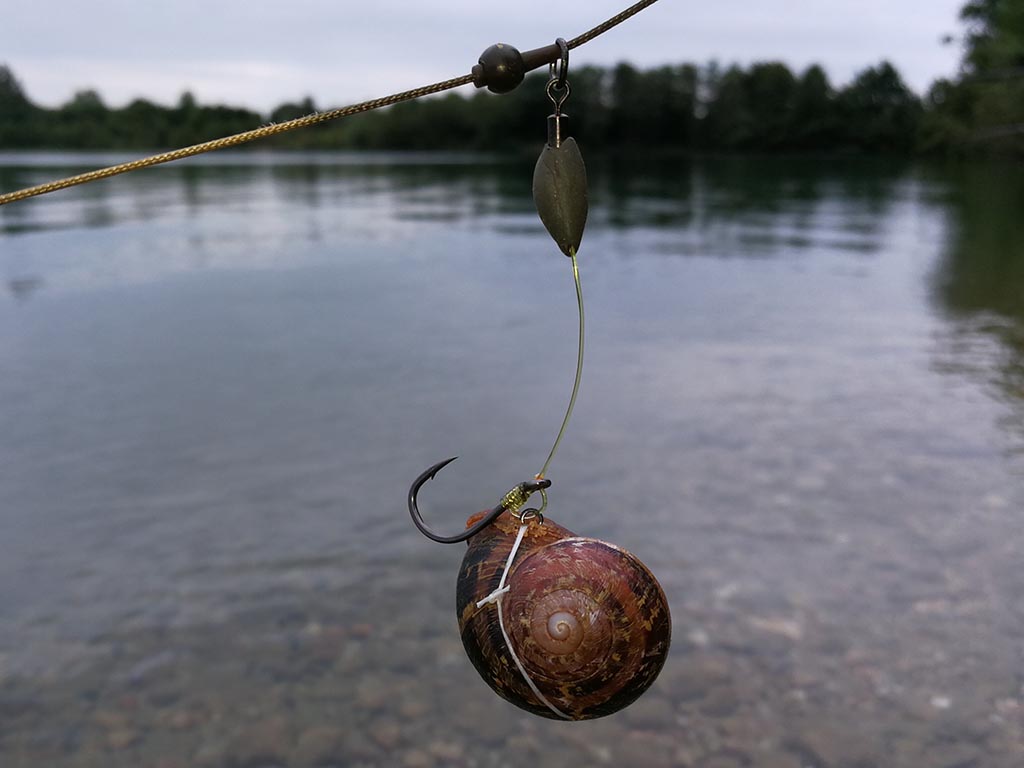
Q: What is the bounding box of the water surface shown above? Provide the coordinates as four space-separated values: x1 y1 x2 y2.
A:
1 151 1022 767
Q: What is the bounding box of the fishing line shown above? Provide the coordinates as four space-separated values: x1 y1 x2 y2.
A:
536 248 584 482
0 0 662 207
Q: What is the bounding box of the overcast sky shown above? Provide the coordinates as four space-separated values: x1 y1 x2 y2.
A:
2 0 968 113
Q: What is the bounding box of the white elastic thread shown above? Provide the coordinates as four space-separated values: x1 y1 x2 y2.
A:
476 524 573 720
476 524 528 609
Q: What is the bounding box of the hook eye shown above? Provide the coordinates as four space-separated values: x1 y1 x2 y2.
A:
523 477 552 493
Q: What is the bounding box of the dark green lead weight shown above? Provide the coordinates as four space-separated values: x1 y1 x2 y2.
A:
532 136 588 257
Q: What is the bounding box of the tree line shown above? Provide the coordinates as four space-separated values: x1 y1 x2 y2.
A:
0 0 1020 155
0 61 928 154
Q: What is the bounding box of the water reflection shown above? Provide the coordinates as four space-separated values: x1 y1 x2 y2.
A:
594 154 907 260
6 275 44 301
929 161 1024 452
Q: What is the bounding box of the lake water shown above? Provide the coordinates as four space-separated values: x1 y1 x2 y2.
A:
0 150 1022 767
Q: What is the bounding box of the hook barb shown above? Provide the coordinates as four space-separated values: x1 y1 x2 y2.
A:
421 456 459 483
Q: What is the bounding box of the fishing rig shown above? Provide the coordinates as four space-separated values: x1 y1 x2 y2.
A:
0 0 672 721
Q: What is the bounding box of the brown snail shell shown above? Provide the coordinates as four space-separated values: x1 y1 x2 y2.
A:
456 510 671 720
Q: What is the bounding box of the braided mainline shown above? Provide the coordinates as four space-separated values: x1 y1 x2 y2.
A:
0 74 475 206
566 0 662 49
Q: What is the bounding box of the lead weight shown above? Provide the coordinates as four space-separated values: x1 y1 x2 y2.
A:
533 135 588 258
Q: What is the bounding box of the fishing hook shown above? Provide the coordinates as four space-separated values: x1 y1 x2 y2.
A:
408 457 551 543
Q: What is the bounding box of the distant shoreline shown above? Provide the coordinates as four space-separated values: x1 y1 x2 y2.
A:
0 61 976 157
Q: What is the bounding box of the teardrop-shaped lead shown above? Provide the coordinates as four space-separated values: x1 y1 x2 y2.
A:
532 137 588 257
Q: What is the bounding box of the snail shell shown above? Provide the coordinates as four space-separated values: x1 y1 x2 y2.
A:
456 510 671 720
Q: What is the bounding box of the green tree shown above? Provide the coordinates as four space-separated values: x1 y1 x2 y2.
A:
923 1 1024 153
269 97 317 124
55 89 111 147
790 65 840 150
650 64 698 147
837 62 922 152
961 0 1024 152
0 64 32 116
671 64 700 147
607 63 641 144
743 62 797 150
554 65 606 148
918 77 975 151
65 89 106 113
177 91 198 112
701 65 753 149
0 64 39 146
961 0 1024 72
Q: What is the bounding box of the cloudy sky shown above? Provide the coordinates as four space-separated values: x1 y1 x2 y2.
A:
2 0 968 113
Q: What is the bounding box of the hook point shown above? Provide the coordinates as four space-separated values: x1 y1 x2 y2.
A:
428 456 458 480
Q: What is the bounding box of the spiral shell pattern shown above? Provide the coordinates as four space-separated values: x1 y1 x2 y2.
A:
456 512 671 720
